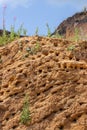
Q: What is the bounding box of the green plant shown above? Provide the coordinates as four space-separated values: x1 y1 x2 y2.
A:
20 94 31 124
35 27 39 36
34 42 40 52
52 32 63 39
46 23 51 37
30 42 40 54
23 28 27 36
0 24 27 46
67 45 75 51
10 25 15 40
74 28 79 42
25 42 40 55
17 24 23 37
83 6 87 12
17 24 27 37
0 5 27 46
0 30 9 45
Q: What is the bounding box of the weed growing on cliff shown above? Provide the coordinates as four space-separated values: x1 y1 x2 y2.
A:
83 6 87 12
73 28 80 42
20 94 31 124
10 26 16 40
52 32 63 39
35 27 39 36
17 24 27 37
46 23 51 37
0 24 27 46
22 42 40 59
26 42 40 55
0 31 8 45
34 42 40 53
67 45 75 51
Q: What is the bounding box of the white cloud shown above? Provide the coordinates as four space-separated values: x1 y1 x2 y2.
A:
47 0 87 9
0 0 32 8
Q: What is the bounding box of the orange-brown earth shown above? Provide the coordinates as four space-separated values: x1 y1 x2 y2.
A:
0 36 87 130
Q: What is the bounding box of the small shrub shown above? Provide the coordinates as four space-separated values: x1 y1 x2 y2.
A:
0 25 27 46
26 42 40 55
20 94 31 125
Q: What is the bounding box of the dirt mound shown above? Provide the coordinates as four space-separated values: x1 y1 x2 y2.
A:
0 36 87 130
52 11 87 40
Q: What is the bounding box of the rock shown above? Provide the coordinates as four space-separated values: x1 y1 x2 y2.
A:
52 11 87 40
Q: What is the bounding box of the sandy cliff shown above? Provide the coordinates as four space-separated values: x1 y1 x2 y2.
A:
0 36 87 130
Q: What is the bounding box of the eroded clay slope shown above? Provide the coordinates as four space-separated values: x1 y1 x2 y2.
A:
0 36 87 130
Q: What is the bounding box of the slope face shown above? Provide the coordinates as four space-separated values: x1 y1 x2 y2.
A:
0 36 87 130
52 11 87 40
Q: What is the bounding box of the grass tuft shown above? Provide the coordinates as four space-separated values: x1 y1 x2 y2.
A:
20 94 31 125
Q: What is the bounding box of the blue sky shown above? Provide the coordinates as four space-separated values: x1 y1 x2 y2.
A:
0 0 87 35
